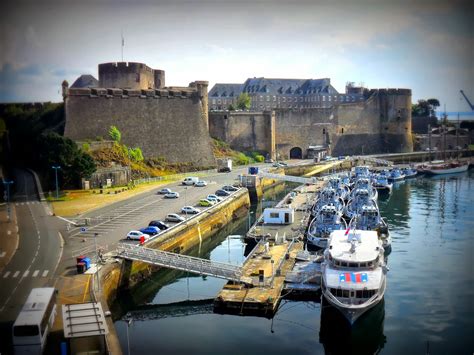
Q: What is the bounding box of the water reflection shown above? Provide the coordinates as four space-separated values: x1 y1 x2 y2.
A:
319 298 386 354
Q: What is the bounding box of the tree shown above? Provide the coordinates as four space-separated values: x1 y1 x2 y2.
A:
236 93 251 110
37 132 96 187
412 98 439 117
427 98 440 116
109 125 121 143
227 104 236 111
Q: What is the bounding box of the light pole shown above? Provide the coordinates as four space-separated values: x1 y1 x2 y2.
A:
94 233 101 293
3 180 14 222
122 319 132 355
52 165 61 199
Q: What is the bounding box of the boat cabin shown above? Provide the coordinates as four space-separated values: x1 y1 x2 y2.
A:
262 207 294 225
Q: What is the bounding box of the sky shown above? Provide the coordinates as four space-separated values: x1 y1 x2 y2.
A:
0 0 473 115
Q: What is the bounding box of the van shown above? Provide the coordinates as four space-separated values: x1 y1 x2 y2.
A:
182 176 199 186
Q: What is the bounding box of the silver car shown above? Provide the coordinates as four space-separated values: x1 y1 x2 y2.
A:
165 213 186 223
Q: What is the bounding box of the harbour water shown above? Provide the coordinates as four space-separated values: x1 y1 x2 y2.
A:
114 173 473 354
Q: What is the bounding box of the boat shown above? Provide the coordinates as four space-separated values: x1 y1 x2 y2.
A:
321 229 388 324
401 167 417 178
307 204 347 249
372 174 392 193
349 205 391 250
328 177 351 201
352 166 371 179
344 189 378 220
349 178 378 201
421 161 469 175
312 187 345 214
388 168 405 182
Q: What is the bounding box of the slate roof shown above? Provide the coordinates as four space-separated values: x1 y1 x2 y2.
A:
71 74 99 88
209 77 339 97
209 83 244 97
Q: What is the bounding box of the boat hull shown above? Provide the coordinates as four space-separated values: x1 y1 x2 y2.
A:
424 164 468 175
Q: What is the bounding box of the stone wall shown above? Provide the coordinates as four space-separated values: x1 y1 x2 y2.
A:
99 62 157 90
64 86 215 166
209 111 275 157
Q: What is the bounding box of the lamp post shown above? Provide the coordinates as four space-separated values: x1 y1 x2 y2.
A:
52 165 61 199
3 180 14 222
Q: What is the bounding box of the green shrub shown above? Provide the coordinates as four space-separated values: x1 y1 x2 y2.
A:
254 155 264 162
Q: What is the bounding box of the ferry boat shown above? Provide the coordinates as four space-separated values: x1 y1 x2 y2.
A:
307 204 347 249
321 229 388 324
349 205 391 249
388 168 405 182
344 189 378 220
372 174 392 193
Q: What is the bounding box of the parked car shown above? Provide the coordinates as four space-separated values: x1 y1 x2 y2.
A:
207 194 223 203
278 161 288 166
157 188 172 195
215 189 231 197
181 206 200 214
164 192 180 199
222 185 239 192
126 230 149 241
264 158 274 163
199 199 215 207
165 213 186 223
272 162 285 168
148 220 169 230
195 180 208 187
140 226 161 236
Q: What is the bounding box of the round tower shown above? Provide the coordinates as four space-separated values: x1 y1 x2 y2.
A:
98 62 155 89
154 70 166 89
190 81 209 129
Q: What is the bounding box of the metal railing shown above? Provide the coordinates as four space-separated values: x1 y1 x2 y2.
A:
117 243 243 283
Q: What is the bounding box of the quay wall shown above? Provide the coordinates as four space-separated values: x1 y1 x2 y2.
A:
100 188 250 306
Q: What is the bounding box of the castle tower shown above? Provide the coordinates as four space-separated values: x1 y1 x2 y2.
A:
61 80 69 100
190 81 209 129
154 70 165 89
98 62 155 89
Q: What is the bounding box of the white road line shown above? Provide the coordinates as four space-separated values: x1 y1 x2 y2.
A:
22 270 29 278
42 270 49 277
3 271 11 278
32 270 40 277
13 271 20 278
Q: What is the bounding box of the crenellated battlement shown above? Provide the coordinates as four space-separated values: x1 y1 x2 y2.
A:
367 88 412 97
66 86 200 99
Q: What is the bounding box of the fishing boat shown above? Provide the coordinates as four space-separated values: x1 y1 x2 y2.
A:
344 189 378 220
388 168 405 182
372 174 392 193
321 229 388 324
349 205 391 249
307 204 347 249
421 161 469 175
328 177 351 201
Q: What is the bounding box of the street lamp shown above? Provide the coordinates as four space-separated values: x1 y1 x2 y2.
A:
51 165 61 199
2 180 14 221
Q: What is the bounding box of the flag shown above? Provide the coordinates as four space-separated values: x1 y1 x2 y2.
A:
345 227 350 235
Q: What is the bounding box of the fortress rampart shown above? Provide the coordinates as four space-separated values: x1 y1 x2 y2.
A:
209 88 412 158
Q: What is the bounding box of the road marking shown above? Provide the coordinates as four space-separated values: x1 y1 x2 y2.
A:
3 271 11 278
42 270 49 277
13 271 20 278
23 270 29 278
0 251 6 258
32 270 40 277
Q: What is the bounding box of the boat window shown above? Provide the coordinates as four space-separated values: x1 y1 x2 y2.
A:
341 262 348 267
336 288 342 297
368 261 373 267
13 325 40 337
349 262 357 268
342 290 349 298
356 290 363 298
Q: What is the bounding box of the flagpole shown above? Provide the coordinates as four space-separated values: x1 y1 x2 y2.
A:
121 30 124 62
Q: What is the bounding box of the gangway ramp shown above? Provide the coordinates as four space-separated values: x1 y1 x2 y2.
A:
258 172 317 184
117 243 243 283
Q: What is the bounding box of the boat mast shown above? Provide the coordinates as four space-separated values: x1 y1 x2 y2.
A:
428 124 432 163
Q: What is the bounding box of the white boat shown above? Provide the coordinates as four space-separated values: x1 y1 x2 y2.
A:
321 230 388 324
344 189 378 220
328 177 351 201
421 161 469 175
388 168 405 181
349 205 391 249
372 174 392 193
349 178 378 201
307 204 347 249
312 187 345 214
401 167 417 178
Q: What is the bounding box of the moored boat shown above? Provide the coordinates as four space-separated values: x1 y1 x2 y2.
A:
307 204 347 249
349 205 391 250
421 161 469 175
372 174 392 193
388 168 405 182
321 229 388 324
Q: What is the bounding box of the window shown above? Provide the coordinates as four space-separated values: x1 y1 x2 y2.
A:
329 96 332 102
323 128 326 134
13 325 40 337
269 212 279 218
273 96 276 101
212 99 216 105
266 96 270 102
341 128 344 134
342 290 349 298
323 96 326 102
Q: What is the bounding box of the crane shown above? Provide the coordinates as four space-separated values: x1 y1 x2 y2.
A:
460 90 474 111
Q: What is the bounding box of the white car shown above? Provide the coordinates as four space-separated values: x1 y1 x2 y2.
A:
164 192 180 199
207 194 223 203
126 230 149 241
195 180 208 187
165 213 186 223
181 206 200 214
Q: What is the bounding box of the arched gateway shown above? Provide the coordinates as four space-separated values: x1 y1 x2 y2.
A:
289 147 303 159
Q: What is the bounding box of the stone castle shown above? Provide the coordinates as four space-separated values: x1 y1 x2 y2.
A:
64 62 413 164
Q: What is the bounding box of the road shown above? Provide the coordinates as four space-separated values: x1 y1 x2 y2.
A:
0 168 63 350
